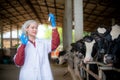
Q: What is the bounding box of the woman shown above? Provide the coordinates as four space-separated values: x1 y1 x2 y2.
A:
14 14 60 80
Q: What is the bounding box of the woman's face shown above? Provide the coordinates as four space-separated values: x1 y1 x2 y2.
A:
26 22 38 37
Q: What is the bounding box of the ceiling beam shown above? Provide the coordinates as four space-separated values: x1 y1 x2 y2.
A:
5 0 26 19
84 1 98 27
30 3 64 10
54 0 57 20
36 0 45 23
83 0 89 9
44 0 49 14
0 5 21 23
26 0 42 23
17 0 34 19
0 13 16 25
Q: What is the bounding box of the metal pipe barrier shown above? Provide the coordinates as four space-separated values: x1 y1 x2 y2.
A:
79 61 120 80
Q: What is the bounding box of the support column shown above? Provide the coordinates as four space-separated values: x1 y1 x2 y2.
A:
17 25 19 44
0 26 3 48
0 21 3 48
74 0 83 41
63 0 72 50
10 24 12 48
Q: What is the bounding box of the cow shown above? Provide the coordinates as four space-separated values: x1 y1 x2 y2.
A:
104 24 120 68
56 25 120 80
83 25 120 80
90 26 111 63
57 50 68 65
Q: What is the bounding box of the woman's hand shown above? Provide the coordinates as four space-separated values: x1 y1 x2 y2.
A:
48 13 56 28
19 33 28 45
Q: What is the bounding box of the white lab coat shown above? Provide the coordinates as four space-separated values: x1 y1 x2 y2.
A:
18 39 53 80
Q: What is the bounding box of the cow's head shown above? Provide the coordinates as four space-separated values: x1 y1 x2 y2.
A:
91 27 110 62
83 36 96 63
57 50 68 65
70 39 85 55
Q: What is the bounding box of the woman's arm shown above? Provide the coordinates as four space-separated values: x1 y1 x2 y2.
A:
14 44 25 66
14 33 28 66
49 13 60 51
51 28 60 51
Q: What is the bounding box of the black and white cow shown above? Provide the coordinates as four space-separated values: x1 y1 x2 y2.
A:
56 24 120 80
83 25 120 80
56 50 68 65
104 24 120 68
83 25 115 63
57 38 86 64
70 39 86 59
91 26 111 63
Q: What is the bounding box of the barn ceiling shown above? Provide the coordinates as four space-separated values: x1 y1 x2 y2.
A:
0 0 120 33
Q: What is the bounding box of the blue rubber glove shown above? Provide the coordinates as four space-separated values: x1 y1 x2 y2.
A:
19 33 28 45
48 13 56 27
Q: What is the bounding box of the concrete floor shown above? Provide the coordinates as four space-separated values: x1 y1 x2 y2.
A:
0 63 72 80
0 64 19 80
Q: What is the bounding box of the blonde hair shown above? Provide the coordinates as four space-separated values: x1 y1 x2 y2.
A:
21 20 38 35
